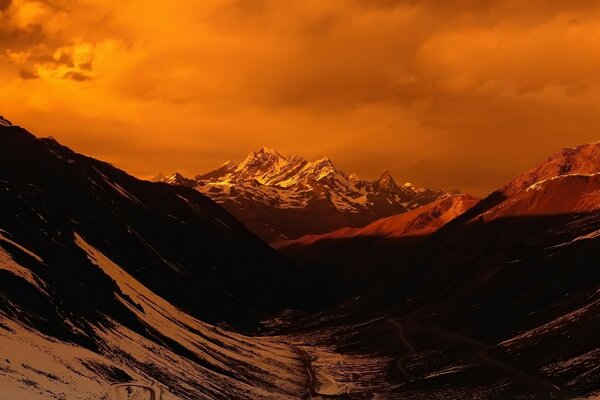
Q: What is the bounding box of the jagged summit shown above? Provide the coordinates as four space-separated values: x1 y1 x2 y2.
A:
167 172 196 187
156 148 453 242
151 172 166 182
375 169 399 191
152 172 195 187
244 146 284 162
234 147 287 179
256 146 280 155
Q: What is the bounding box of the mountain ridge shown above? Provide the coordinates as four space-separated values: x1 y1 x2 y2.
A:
274 193 480 249
2 119 600 398
501 141 600 196
444 141 600 225
0 124 305 329
155 148 456 242
0 122 320 398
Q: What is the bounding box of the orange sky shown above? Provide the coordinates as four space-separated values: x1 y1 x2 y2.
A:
2 0 600 195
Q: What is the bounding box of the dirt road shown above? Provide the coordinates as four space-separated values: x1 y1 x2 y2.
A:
388 317 564 398
109 382 160 400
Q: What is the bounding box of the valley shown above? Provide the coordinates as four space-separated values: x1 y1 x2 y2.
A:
0 120 599 399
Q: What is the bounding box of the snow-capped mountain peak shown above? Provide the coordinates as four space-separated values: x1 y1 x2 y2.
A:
235 147 287 176
152 172 195 186
375 169 399 191
302 157 342 182
155 148 455 242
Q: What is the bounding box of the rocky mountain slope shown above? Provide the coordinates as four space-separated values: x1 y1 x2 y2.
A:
0 121 316 399
288 141 600 399
155 147 454 242
2 118 600 399
275 193 479 248
500 141 600 196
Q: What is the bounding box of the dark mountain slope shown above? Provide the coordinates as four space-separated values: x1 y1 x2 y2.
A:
277 143 600 399
0 124 303 330
0 122 315 399
275 194 478 304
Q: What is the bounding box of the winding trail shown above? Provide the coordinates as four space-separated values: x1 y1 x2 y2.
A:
388 317 564 399
109 382 160 400
389 319 416 381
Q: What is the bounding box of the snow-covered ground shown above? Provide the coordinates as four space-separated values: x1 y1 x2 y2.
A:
0 233 309 400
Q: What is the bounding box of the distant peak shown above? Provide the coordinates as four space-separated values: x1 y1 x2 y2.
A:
379 169 393 179
255 147 282 157
168 172 186 179
151 173 166 182
160 172 196 187
236 147 287 173
314 156 333 165
0 116 12 127
244 147 286 163
376 169 399 190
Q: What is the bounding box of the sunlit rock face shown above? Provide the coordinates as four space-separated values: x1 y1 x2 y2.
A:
156 147 454 242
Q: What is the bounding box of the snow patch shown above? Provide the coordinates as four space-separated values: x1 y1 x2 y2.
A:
0 231 43 263
0 247 45 291
72 232 307 399
526 172 600 192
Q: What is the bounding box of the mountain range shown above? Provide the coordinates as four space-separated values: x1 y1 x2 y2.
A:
154 147 455 242
1 119 600 399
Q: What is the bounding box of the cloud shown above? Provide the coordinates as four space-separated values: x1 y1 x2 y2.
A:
1 0 600 195
0 0 126 82
63 70 91 81
18 68 38 79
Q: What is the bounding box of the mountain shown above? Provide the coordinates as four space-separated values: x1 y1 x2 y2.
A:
0 122 317 399
274 193 479 248
155 147 454 242
3 117 600 399
150 171 196 187
500 141 600 196
298 141 600 398
460 142 600 222
0 127 306 328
